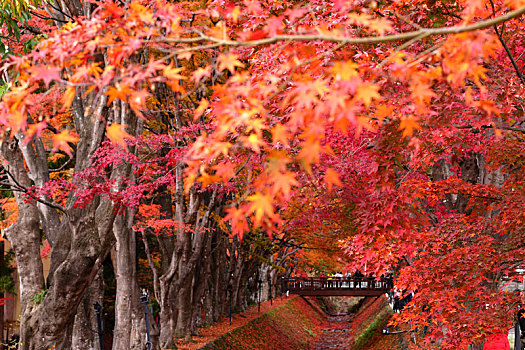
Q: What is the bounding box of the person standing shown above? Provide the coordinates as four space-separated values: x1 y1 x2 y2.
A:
517 292 525 349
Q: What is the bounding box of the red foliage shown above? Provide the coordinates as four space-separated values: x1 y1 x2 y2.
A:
1 0 525 348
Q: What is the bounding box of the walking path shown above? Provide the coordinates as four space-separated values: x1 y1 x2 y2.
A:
175 297 291 349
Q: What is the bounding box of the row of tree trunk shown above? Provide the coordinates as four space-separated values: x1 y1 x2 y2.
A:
1 133 290 350
0 1 300 349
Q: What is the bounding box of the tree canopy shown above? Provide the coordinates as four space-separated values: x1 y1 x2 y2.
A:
1 0 525 349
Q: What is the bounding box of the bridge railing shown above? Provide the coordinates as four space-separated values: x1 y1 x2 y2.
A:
283 277 393 292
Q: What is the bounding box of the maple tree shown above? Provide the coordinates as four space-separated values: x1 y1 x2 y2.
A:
0 0 524 349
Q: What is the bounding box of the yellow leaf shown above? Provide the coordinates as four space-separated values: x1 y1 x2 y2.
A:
332 61 358 81
106 124 132 148
242 133 264 153
231 6 241 22
355 83 381 107
247 192 274 226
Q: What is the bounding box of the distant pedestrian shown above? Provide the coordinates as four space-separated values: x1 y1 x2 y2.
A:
354 270 364 288
393 292 401 313
482 333 509 350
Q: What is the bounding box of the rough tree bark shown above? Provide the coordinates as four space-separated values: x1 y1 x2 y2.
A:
113 210 159 350
1 140 45 348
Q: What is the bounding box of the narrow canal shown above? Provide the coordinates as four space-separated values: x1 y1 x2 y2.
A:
314 315 354 350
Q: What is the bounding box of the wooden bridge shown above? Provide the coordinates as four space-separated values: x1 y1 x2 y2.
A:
283 277 393 296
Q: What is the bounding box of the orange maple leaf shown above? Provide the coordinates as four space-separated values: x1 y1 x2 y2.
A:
247 192 275 226
129 3 154 24
52 130 78 156
196 172 220 187
106 84 133 105
106 123 132 148
218 53 244 74
368 18 393 35
474 100 500 116
224 206 250 240
194 99 209 120
129 90 150 117
271 124 289 146
410 81 436 105
398 117 420 138
163 65 185 81
213 162 235 181
62 86 76 109
192 66 212 83
272 171 299 199
297 139 320 172
163 65 186 94
26 122 48 140
374 105 395 122
241 133 264 153
324 168 342 191
177 51 193 60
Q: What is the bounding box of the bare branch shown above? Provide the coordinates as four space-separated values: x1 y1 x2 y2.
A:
159 6 525 49
489 0 525 84
3 167 66 212
454 124 525 134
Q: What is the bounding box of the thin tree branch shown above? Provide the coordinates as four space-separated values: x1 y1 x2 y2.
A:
3 167 65 212
29 10 68 24
45 0 75 22
454 124 525 134
489 0 525 84
49 156 74 173
159 6 525 48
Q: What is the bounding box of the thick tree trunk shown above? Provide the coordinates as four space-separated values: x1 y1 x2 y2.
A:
158 279 177 349
1 140 45 349
113 213 136 349
190 230 213 332
174 277 192 340
23 204 115 350
71 270 103 350
212 235 227 323
113 212 159 350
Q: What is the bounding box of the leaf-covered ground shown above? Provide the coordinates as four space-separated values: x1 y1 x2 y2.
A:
176 296 309 349
194 296 325 350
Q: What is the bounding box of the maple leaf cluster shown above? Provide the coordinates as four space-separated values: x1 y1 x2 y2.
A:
0 0 524 348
